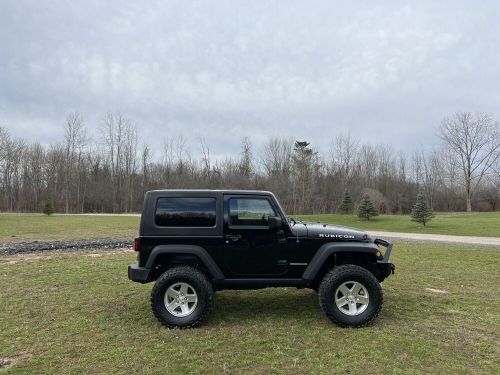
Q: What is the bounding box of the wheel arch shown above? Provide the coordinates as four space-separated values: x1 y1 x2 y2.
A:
146 244 225 281
302 242 379 284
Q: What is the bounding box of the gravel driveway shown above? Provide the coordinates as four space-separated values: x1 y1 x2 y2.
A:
368 231 500 247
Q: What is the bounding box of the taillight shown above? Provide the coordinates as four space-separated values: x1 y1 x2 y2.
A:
134 237 140 251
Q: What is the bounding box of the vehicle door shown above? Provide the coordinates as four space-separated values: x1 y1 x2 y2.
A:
223 194 288 276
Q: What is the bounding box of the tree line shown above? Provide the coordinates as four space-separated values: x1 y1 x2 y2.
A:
0 111 498 214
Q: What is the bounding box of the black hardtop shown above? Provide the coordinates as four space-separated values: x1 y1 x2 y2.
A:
140 189 284 237
145 189 275 196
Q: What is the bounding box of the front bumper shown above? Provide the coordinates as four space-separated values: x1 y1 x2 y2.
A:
374 238 393 262
374 238 395 280
128 264 151 284
376 261 395 280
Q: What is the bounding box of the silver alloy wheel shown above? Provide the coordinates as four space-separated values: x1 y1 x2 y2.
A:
164 282 198 317
334 281 369 316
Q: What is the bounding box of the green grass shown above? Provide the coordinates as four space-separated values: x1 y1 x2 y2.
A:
0 212 498 243
1 244 499 374
297 211 500 237
0 214 140 242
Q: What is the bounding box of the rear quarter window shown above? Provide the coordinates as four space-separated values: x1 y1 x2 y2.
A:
155 197 217 227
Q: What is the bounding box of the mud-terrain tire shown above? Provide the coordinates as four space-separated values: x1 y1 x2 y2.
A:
318 264 383 328
151 266 214 328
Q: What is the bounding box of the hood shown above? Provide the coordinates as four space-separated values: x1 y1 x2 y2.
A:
291 221 370 242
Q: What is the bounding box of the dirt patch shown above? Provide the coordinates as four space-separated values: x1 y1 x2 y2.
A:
0 248 132 264
425 288 449 294
0 254 53 264
0 353 32 370
85 249 133 257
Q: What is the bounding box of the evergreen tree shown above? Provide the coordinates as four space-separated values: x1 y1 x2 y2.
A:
411 193 434 226
338 190 354 214
43 202 54 216
357 195 379 220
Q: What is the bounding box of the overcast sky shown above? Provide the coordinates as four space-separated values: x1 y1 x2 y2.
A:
1 1 499 159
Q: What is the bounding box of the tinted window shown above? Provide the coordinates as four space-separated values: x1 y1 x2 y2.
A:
229 198 276 226
155 197 216 227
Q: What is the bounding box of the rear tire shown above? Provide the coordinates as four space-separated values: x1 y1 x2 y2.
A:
151 266 214 328
318 264 383 327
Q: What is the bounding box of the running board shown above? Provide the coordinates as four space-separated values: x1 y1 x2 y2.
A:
214 278 308 289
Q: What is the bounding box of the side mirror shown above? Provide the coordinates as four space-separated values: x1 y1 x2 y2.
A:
268 216 282 229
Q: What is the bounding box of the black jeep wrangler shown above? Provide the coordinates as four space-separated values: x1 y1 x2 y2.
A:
128 190 394 328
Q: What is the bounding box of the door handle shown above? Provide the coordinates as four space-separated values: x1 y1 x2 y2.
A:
225 234 242 242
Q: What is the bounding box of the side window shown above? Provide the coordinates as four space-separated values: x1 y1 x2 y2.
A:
155 197 216 227
229 198 277 226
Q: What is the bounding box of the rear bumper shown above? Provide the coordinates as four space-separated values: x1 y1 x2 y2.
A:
128 264 151 284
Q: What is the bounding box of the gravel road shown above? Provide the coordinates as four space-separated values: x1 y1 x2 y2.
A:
368 231 500 247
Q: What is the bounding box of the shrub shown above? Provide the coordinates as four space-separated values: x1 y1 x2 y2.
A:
357 195 379 220
410 193 434 226
43 202 54 216
338 190 354 214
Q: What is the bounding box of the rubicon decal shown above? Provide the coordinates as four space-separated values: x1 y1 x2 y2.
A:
318 233 355 239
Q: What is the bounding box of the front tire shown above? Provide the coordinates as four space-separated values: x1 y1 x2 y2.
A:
151 266 214 328
319 264 383 327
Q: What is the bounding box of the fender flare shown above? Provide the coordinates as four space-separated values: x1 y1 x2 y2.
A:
146 244 225 280
302 242 379 281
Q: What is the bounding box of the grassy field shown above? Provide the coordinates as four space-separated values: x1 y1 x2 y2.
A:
0 211 499 243
0 214 140 242
297 211 500 237
1 243 499 374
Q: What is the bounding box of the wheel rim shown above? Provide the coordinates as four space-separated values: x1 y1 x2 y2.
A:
164 282 198 317
334 281 369 316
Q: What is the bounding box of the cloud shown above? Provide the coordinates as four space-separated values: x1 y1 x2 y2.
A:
0 0 499 158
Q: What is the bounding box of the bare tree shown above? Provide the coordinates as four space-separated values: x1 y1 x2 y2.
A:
123 124 138 212
0 128 26 211
358 144 378 187
63 112 87 212
481 159 500 210
261 137 293 177
199 137 211 180
101 113 136 212
175 135 189 179
330 133 359 180
1 111 499 214
411 147 443 209
239 137 253 179
292 141 319 214
141 144 152 194
440 112 500 211
261 138 294 209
